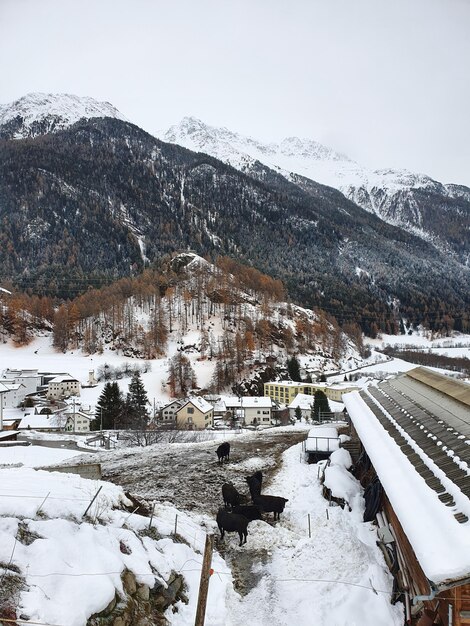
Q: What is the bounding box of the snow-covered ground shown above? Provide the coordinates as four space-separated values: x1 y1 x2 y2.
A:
0 430 403 625
368 331 470 352
0 334 212 416
222 443 403 626
0 444 82 468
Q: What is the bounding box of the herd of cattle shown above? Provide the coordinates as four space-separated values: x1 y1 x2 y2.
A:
215 442 289 547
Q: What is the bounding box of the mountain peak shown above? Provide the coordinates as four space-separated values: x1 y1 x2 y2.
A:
0 92 127 139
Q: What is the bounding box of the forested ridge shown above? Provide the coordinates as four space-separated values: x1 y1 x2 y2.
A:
0 117 469 335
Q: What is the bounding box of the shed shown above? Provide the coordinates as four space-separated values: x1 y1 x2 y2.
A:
305 425 340 463
344 367 470 625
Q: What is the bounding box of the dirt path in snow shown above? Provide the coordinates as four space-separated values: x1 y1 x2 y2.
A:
100 430 305 513
96 429 306 594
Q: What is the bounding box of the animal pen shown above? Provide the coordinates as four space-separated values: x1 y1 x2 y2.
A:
303 426 340 463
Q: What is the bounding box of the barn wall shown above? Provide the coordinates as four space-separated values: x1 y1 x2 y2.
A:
383 497 470 625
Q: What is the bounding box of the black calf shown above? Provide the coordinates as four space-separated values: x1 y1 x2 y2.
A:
222 483 241 508
216 442 230 464
232 504 262 521
216 509 249 546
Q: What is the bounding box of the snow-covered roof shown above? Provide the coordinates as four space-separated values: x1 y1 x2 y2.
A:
243 397 272 409
64 411 93 421
212 399 227 412
0 430 19 440
161 399 184 411
183 396 213 414
343 368 470 587
223 397 242 408
266 380 304 387
289 393 314 410
0 381 9 393
0 381 25 391
48 375 79 384
18 415 63 430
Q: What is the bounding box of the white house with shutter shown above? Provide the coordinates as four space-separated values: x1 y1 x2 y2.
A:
47 375 81 400
160 399 185 423
225 396 273 426
64 410 93 433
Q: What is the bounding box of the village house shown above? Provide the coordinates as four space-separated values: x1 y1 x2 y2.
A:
175 396 214 430
343 367 470 626
0 381 27 409
2 368 42 397
18 413 64 432
160 399 185 423
288 393 314 420
64 409 93 433
46 375 81 400
224 396 273 426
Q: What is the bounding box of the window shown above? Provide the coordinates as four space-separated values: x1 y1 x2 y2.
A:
187 407 194 414
257 410 261 414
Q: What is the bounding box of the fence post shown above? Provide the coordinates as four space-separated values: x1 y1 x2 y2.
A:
36 492 50 516
174 514 178 536
148 502 156 530
83 486 103 518
194 534 214 626
308 513 311 538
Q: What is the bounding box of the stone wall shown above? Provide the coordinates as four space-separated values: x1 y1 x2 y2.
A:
87 569 187 626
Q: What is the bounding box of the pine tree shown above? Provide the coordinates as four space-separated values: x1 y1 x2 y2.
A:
294 406 302 421
95 381 123 430
312 390 331 421
124 372 149 429
287 355 302 382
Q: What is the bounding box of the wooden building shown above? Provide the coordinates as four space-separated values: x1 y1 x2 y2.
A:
344 367 470 625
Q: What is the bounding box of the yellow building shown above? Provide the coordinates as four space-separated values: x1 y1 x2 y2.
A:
264 380 357 404
264 381 314 405
175 396 214 430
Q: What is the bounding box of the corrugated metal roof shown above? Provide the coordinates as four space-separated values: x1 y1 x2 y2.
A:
406 367 470 408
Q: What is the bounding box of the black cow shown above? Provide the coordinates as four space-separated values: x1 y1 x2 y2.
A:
232 504 262 521
216 442 230 464
246 473 287 520
216 509 249 546
245 474 262 500
222 483 241 508
253 494 288 520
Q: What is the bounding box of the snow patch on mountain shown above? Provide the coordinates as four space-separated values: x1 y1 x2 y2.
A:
161 117 469 244
0 93 127 139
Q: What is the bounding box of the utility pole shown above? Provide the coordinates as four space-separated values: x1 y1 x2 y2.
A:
194 534 214 626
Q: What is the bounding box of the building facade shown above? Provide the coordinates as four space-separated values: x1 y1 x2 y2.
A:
264 380 357 405
47 376 81 400
176 397 214 430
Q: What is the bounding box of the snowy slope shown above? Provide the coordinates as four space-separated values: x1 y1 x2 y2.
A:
162 117 438 191
0 92 127 139
162 117 470 250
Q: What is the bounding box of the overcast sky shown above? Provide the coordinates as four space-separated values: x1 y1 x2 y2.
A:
1 0 469 184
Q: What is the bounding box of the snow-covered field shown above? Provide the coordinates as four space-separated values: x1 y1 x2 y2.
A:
0 444 82 467
0 333 215 415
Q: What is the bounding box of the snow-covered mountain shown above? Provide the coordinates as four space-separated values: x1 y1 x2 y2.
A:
0 92 127 139
162 117 470 258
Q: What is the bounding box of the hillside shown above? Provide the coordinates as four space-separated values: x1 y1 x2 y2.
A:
0 253 364 399
1 112 468 335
